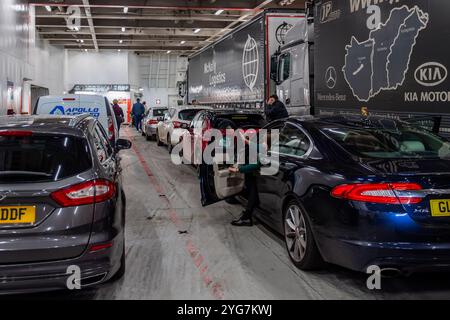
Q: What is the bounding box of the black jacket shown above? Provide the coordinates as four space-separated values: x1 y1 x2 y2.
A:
265 100 289 122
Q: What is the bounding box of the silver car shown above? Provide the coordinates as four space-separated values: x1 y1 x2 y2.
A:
0 115 131 294
141 107 168 141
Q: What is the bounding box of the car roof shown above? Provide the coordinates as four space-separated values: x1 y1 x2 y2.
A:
170 105 213 110
38 94 106 101
207 109 264 116
289 115 406 129
0 115 93 136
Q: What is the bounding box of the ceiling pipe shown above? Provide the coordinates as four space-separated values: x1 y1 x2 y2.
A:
81 0 99 52
190 0 274 55
29 3 263 12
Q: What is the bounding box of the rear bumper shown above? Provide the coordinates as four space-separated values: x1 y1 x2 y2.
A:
317 234 450 273
0 232 124 295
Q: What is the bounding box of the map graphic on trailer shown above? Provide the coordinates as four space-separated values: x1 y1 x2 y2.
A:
342 5 429 102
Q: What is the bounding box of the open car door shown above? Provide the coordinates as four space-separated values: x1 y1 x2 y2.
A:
199 151 245 207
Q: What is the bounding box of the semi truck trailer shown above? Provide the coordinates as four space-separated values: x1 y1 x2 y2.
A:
187 9 307 114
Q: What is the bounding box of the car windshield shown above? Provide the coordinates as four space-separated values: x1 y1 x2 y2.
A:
0 134 92 183
323 126 450 159
178 109 202 121
153 108 167 117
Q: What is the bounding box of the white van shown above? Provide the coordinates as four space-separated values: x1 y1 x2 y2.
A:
34 94 119 143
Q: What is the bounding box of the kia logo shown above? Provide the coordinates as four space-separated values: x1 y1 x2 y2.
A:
415 62 448 87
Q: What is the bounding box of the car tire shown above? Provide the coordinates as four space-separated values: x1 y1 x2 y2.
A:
145 130 151 141
156 130 163 146
283 200 323 270
167 134 173 153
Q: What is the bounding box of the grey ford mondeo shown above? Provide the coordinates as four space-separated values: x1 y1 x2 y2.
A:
0 115 131 294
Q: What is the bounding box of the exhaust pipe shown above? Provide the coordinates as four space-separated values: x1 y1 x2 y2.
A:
380 267 403 278
80 272 108 287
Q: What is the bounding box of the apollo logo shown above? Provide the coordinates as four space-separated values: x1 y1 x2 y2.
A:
414 62 448 87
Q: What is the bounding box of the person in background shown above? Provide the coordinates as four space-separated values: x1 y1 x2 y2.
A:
143 101 147 111
132 98 145 132
192 99 199 106
112 99 124 133
265 94 289 123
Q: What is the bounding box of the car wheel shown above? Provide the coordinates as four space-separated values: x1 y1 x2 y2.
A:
145 129 151 141
156 130 163 146
167 134 173 153
283 200 323 270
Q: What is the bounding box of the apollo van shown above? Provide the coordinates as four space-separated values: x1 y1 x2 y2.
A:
33 94 119 143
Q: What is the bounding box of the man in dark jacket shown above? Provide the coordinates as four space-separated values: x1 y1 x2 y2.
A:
132 98 145 132
265 94 289 123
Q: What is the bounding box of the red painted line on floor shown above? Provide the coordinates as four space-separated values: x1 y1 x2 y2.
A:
124 128 225 300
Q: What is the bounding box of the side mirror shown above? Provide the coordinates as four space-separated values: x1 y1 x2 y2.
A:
116 138 132 152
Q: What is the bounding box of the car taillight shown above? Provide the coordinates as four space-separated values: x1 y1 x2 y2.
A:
173 121 182 128
51 179 116 207
331 183 423 205
0 130 33 137
147 119 158 125
108 117 115 141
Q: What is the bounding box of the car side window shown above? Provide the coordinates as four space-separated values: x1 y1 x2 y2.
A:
93 123 113 162
274 123 311 157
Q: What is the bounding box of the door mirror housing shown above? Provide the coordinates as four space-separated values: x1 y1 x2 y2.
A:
115 138 132 152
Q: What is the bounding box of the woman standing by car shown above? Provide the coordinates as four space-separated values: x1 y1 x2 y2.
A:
112 99 125 133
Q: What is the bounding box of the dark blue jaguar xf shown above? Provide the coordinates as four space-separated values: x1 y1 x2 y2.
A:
201 115 450 274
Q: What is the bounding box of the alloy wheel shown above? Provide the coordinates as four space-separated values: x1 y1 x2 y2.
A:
284 204 307 263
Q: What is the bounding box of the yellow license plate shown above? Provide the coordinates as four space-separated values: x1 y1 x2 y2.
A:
0 206 36 224
430 200 450 217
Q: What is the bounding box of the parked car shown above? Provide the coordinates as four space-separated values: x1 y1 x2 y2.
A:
0 114 131 294
141 107 168 141
156 105 212 152
182 109 267 165
33 94 119 144
200 115 450 274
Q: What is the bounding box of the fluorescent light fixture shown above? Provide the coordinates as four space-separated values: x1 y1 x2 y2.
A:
121 27 126 32
139 88 144 91
45 6 52 12
84 49 88 52
180 40 186 45
119 40 123 44
167 50 171 54
123 7 128 13
215 9 224 15
118 49 121 52
80 39 84 43
193 28 201 34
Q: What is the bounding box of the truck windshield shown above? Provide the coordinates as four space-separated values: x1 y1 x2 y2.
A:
0 134 92 183
324 126 450 160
